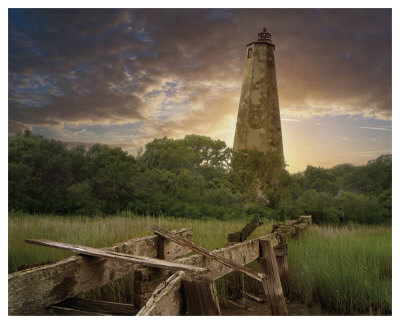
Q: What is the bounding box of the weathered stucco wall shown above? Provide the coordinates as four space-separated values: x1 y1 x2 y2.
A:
233 41 284 161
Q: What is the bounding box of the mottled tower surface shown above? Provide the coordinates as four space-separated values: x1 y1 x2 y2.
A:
233 28 284 161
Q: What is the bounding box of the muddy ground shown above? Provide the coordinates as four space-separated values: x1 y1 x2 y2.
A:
220 298 339 316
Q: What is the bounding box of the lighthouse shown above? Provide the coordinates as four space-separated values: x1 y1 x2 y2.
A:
233 28 284 163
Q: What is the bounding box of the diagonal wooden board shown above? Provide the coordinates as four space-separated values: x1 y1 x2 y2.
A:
150 226 265 282
25 239 207 274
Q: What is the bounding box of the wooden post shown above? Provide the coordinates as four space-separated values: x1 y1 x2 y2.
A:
274 243 288 295
134 234 169 309
257 239 288 315
227 214 263 243
182 278 221 315
294 225 306 239
226 215 264 299
299 215 312 226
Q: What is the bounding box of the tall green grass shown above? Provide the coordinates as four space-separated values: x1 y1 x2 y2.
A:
8 212 272 273
287 225 392 315
8 213 391 314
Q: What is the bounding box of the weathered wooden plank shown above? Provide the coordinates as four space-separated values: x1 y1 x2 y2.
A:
151 226 265 282
133 268 172 309
49 305 108 316
243 291 264 303
227 231 241 243
136 233 280 316
273 243 287 257
294 225 307 239
178 233 280 281
258 239 288 315
230 214 263 242
183 278 221 315
137 271 186 316
8 228 193 315
240 214 263 241
274 243 288 294
25 239 207 274
57 298 137 315
109 228 193 259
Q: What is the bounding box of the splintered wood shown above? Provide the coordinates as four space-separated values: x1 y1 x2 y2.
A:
137 271 186 316
151 226 264 282
25 239 207 274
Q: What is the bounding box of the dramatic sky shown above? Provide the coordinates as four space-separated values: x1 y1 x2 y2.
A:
8 8 392 172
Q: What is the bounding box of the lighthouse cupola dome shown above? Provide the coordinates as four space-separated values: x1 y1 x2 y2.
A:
257 27 272 42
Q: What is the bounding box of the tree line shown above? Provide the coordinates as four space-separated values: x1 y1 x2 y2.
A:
8 131 391 224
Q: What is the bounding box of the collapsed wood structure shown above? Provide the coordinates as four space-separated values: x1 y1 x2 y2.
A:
8 215 312 316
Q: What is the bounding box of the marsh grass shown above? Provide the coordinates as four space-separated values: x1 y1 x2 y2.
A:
8 212 273 303
287 224 392 315
8 213 391 314
8 212 273 273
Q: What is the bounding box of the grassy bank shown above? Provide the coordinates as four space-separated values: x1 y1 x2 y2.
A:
8 212 273 274
287 225 392 315
8 213 391 314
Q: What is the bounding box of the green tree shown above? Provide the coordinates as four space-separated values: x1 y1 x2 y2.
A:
183 134 232 170
86 144 137 214
8 131 72 213
139 137 197 172
230 149 287 207
303 165 338 195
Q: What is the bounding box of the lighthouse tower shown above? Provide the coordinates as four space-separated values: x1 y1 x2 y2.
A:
233 28 284 162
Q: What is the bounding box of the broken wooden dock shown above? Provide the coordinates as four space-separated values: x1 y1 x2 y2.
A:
8 215 312 316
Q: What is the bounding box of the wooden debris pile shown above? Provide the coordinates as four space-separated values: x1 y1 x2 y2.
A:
9 215 312 316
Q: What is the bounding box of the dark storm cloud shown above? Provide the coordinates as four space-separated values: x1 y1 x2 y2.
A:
9 8 391 136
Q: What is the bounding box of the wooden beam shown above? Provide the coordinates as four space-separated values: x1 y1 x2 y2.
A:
243 291 264 303
25 239 207 274
228 214 263 243
182 278 221 315
137 271 186 316
49 305 108 316
274 243 288 294
151 226 265 282
178 233 280 281
57 298 137 315
136 233 280 316
258 239 288 315
8 228 193 315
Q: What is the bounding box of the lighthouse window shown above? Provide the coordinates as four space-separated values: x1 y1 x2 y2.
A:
247 48 253 58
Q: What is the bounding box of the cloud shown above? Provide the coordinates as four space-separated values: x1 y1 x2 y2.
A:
8 8 392 147
352 150 392 157
282 118 302 122
359 126 392 131
341 136 350 141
